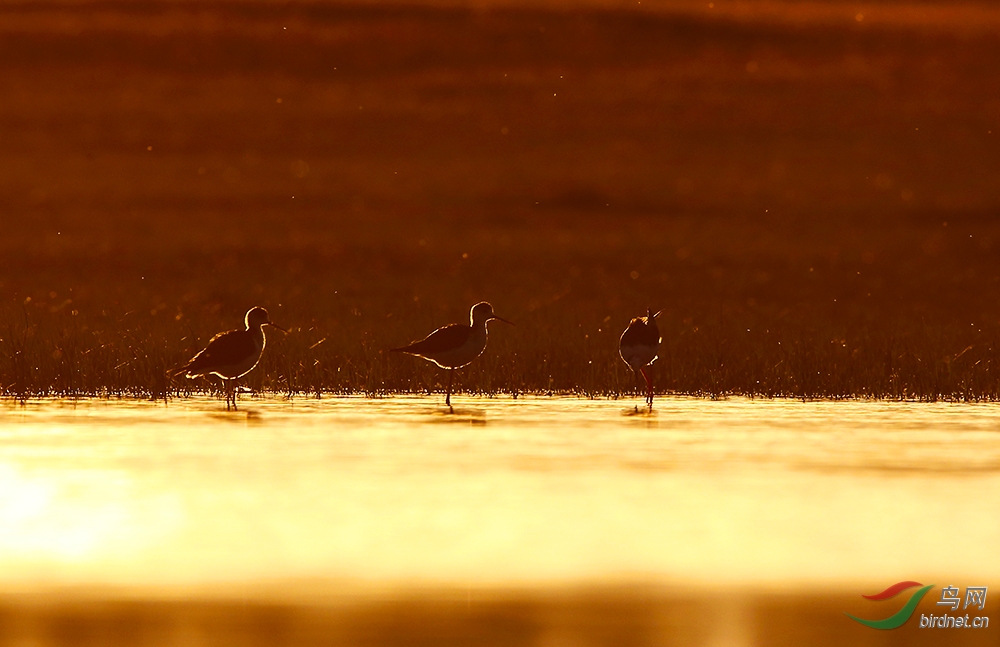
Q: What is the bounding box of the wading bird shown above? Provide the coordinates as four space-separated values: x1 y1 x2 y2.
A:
619 309 662 410
391 302 513 411
174 306 286 410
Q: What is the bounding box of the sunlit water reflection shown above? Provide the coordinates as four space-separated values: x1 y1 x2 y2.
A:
1 396 998 595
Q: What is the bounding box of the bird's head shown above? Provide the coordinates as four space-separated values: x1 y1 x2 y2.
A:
471 301 514 327
246 307 288 332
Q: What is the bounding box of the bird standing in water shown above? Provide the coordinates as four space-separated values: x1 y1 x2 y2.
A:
174 306 286 410
391 302 513 412
619 309 662 410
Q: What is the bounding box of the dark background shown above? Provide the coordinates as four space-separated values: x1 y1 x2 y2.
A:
2 1 1000 398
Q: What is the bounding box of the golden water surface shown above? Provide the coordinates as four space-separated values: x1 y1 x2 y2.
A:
1 397 997 645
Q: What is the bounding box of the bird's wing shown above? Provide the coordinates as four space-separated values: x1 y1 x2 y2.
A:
179 329 255 376
391 323 472 356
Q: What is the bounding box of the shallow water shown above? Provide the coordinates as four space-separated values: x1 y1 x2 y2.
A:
2 395 998 598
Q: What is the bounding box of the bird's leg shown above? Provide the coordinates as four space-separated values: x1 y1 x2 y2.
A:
640 366 653 410
221 378 231 411
232 378 239 411
445 369 454 413
627 368 638 413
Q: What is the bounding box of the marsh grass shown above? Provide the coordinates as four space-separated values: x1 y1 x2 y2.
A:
4 211 1000 402
2 2 1000 401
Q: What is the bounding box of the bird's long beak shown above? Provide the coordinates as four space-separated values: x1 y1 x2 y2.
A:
492 316 515 326
266 321 289 333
